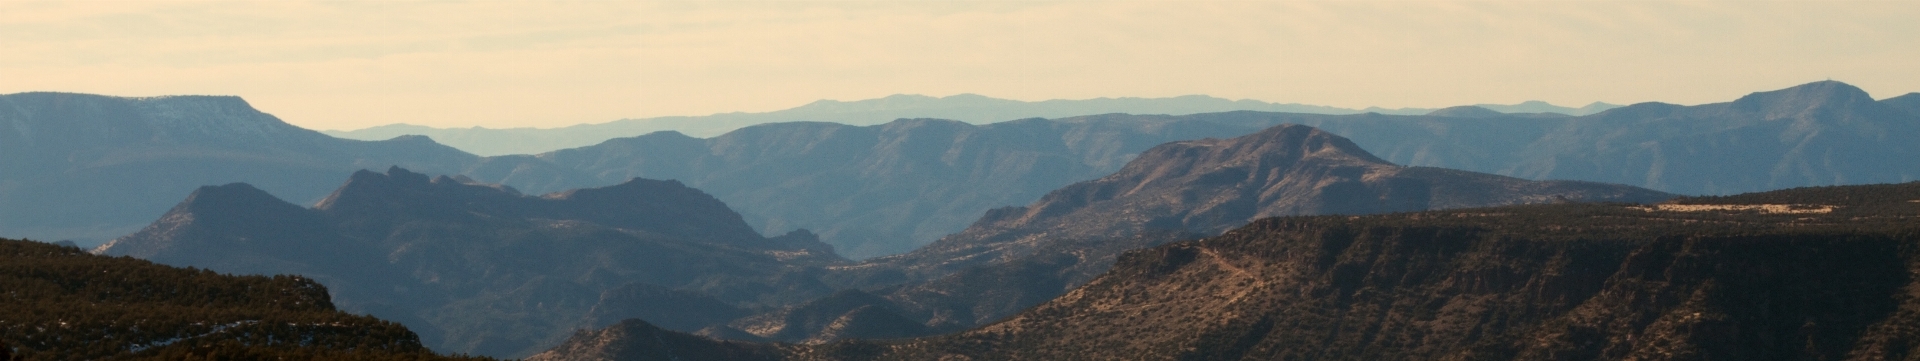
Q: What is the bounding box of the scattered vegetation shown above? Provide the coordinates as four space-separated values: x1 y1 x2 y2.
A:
0 238 493 360
787 182 1920 360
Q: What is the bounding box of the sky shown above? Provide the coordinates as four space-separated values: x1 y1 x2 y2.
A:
3 1 1917 131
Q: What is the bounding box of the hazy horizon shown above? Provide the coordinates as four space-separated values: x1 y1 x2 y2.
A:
5 1 1916 130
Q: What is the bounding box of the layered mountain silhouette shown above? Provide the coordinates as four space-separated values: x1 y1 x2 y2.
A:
81 122 1671 355
777 124 1671 340
16 80 1913 359
324 93 1618 156
466 81 1903 260
535 181 1920 361
95 167 843 357
490 117 1332 259
9 81 1901 262
0 92 537 246
1495 81 1920 194
866 124 1671 281
825 182 1920 360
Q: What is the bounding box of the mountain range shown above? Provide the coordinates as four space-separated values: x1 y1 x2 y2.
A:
788 124 1669 341
322 94 1621 156
533 181 1920 361
94 167 844 357
3 81 1912 262
89 122 1669 358
6 80 1914 358
0 92 518 245
463 80 1916 259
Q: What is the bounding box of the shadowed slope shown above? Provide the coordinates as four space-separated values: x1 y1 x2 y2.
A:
783 124 1670 342
97 167 844 358
804 182 1920 360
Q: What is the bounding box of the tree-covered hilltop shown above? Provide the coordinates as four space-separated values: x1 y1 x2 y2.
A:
0 238 491 361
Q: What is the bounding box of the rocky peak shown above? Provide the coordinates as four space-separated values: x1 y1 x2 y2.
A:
1237 123 1386 161
315 167 773 245
1425 105 1508 118
1122 124 1389 182
172 182 309 217
93 182 318 258
1728 80 1881 119
543 177 765 243
313 167 425 210
311 166 525 227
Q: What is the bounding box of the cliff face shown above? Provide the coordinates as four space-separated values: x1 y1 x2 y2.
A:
808 182 1920 361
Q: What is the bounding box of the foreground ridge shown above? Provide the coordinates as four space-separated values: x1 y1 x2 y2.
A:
0 238 492 360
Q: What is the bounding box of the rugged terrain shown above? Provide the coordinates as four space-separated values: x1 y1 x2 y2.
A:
490 116 1311 258
0 92 536 246
8 81 1910 262
810 182 1920 360
537 181 1920 361
93 167 844 357
779 123 1671 341
0 237 489 360
470 80 1913 259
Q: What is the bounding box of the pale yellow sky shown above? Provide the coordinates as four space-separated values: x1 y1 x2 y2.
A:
3 1 1917 130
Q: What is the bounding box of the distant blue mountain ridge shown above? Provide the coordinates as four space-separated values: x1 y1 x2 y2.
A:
2 81 1913 260
322 94 1621 156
